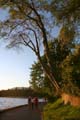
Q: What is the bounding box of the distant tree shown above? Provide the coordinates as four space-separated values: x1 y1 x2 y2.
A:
30 62 44 89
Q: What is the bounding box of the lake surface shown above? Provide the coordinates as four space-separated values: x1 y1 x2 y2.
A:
0 97 28 111
0 97 43 111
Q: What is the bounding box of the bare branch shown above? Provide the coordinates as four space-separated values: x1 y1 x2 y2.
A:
24 26 39 52
19 34 37 53
8 19 27 36
7 41 25 48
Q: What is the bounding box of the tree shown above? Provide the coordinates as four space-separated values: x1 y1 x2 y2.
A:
30 62 44 89
0 0 60 93
0 0 80 101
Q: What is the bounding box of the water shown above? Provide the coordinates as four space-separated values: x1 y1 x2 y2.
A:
0 97 28 111
0 97 44 111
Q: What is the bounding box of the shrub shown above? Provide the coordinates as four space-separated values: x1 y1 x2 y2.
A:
43 99 80 120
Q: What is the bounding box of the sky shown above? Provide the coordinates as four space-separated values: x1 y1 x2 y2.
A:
0 45 36 90
0 8 59 90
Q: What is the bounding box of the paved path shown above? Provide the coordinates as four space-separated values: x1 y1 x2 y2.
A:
0 103 44 120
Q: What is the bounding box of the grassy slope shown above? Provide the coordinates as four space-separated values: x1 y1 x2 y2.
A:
43 99 80 120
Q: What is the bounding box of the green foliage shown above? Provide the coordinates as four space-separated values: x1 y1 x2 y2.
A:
59 25 75 46
61 45 80 95
43 99 80 120
30 62 44 89
29 60 53 95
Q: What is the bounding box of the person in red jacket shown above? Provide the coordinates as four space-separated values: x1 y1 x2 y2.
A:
34 97 38 109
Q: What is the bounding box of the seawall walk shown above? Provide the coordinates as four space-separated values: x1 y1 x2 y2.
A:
0 103 44 120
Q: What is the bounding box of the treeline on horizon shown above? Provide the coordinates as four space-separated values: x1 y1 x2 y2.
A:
0 87 47 98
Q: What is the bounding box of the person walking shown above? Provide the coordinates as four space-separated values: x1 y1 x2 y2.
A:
28 96 32 109
34 97 38 109
31 97 35 110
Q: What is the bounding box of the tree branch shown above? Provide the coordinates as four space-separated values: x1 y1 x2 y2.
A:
19 34 37 53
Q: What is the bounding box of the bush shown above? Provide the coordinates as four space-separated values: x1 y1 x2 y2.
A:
43 99 80 120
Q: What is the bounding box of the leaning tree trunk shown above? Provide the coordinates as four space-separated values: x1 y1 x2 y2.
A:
36 49 61 94
41 21 61 94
